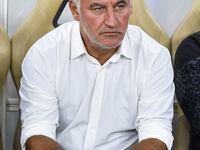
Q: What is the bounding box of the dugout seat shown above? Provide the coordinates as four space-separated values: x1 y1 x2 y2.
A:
0 23 11 150
129 0 170 51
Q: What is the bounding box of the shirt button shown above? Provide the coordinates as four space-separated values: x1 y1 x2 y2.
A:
90 124 96 130
95 97 99 101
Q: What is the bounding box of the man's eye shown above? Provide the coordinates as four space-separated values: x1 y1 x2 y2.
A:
116 5 123 9
94 7 103 11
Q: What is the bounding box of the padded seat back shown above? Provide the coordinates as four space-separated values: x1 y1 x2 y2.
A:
129 0 170 51
0 23 11 150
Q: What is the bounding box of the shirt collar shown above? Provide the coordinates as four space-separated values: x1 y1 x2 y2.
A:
71 21 134 61
71 21 86 60
108 32 134 63
120 31 134 59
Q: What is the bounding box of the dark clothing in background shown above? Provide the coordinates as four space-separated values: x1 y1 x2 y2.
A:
174 31 200 150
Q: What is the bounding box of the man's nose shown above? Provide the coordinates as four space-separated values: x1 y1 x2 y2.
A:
105 9 117 28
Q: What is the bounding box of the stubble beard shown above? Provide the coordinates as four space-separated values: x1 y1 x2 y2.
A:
79 17 123 52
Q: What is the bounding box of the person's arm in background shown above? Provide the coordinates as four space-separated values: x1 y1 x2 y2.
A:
174 31 200 149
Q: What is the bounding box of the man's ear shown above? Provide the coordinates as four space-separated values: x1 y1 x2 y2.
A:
69 0 80 21
130 1 133 15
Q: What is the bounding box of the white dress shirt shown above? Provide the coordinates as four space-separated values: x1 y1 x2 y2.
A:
20 21 174 150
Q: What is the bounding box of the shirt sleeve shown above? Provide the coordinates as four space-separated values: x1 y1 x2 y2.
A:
135 48 174 150
19 46 59 150
174 32 200 136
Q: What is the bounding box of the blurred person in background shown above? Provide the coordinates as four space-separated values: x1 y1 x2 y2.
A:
174 31 200 150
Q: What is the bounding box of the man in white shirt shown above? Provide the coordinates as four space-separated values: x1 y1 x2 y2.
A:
19 0 174 149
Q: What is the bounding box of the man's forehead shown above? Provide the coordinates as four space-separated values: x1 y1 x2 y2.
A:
80 0 129 5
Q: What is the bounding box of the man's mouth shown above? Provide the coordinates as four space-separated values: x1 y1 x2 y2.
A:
100 32 121 36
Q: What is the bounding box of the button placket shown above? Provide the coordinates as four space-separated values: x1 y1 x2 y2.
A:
83 67 106 150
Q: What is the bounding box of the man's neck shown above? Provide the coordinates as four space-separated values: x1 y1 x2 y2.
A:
86 44 119 65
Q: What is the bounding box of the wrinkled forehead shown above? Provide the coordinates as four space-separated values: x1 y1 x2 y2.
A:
79 0 132 5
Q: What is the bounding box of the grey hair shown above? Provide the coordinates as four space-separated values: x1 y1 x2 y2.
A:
73 0 80 11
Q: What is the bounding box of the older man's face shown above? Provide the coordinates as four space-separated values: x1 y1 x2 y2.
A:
73 0 132 50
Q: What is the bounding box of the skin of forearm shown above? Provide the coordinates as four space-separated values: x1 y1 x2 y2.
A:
25 136 167 150
130 138 168 150
25 135 64 150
